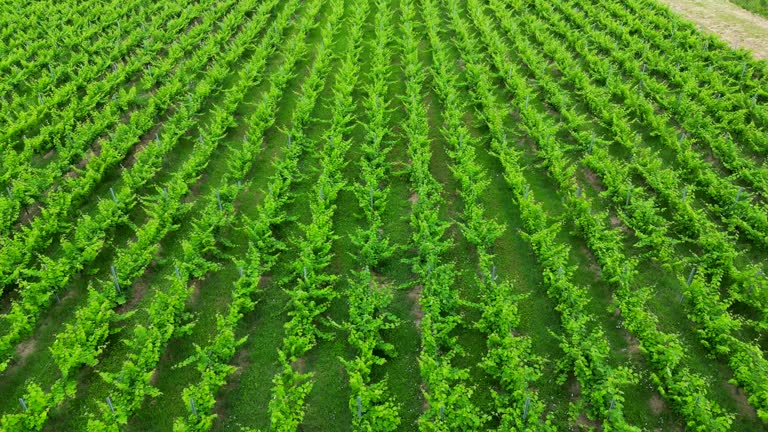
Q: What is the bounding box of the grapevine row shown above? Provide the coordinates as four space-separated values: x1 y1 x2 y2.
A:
171 2 344 429
84 2 314 429
554 0 768 217
441 0 641 428
586 0 768 153
0 1 296 428
0 0 284 373
477 0 735 427
0 0 225 239
266 0 367 428
496 0 768 421
521 0 768 319
342 0 401 428
0 0 160 135
406 1 487 428
0 0 239 296
422 0 551 428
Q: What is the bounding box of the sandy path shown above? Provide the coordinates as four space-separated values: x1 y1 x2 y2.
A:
657 0 768 59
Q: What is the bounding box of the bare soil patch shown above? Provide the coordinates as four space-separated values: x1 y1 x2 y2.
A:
258 275 273 289
408 285 424 329
116 279 149 314
580 168 605 193
60 289 77 303
725 381 758 419
124 134 155 167
649 393 667 415
291 356 306 373
186 173 208 201
420 384 430 411
15 338 37 362
659 0 768 58
579 243 601 273
188 279 202 305
623 332 642 357
17 204 42 226
214 350 251 420
576 412 602 430
219 349 250 395
609 215 622 228
568 377 581 398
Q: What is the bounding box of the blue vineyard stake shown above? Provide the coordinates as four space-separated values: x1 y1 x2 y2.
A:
356 395 362 418
110 265 122 295
523 395 530 420
687 266 698 287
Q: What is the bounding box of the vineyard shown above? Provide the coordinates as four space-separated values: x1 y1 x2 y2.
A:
0 0 767 430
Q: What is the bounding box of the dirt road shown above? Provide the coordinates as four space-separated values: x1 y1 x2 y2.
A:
658 0 768 59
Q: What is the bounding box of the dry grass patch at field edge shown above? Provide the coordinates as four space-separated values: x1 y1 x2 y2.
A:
659 0 768 58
